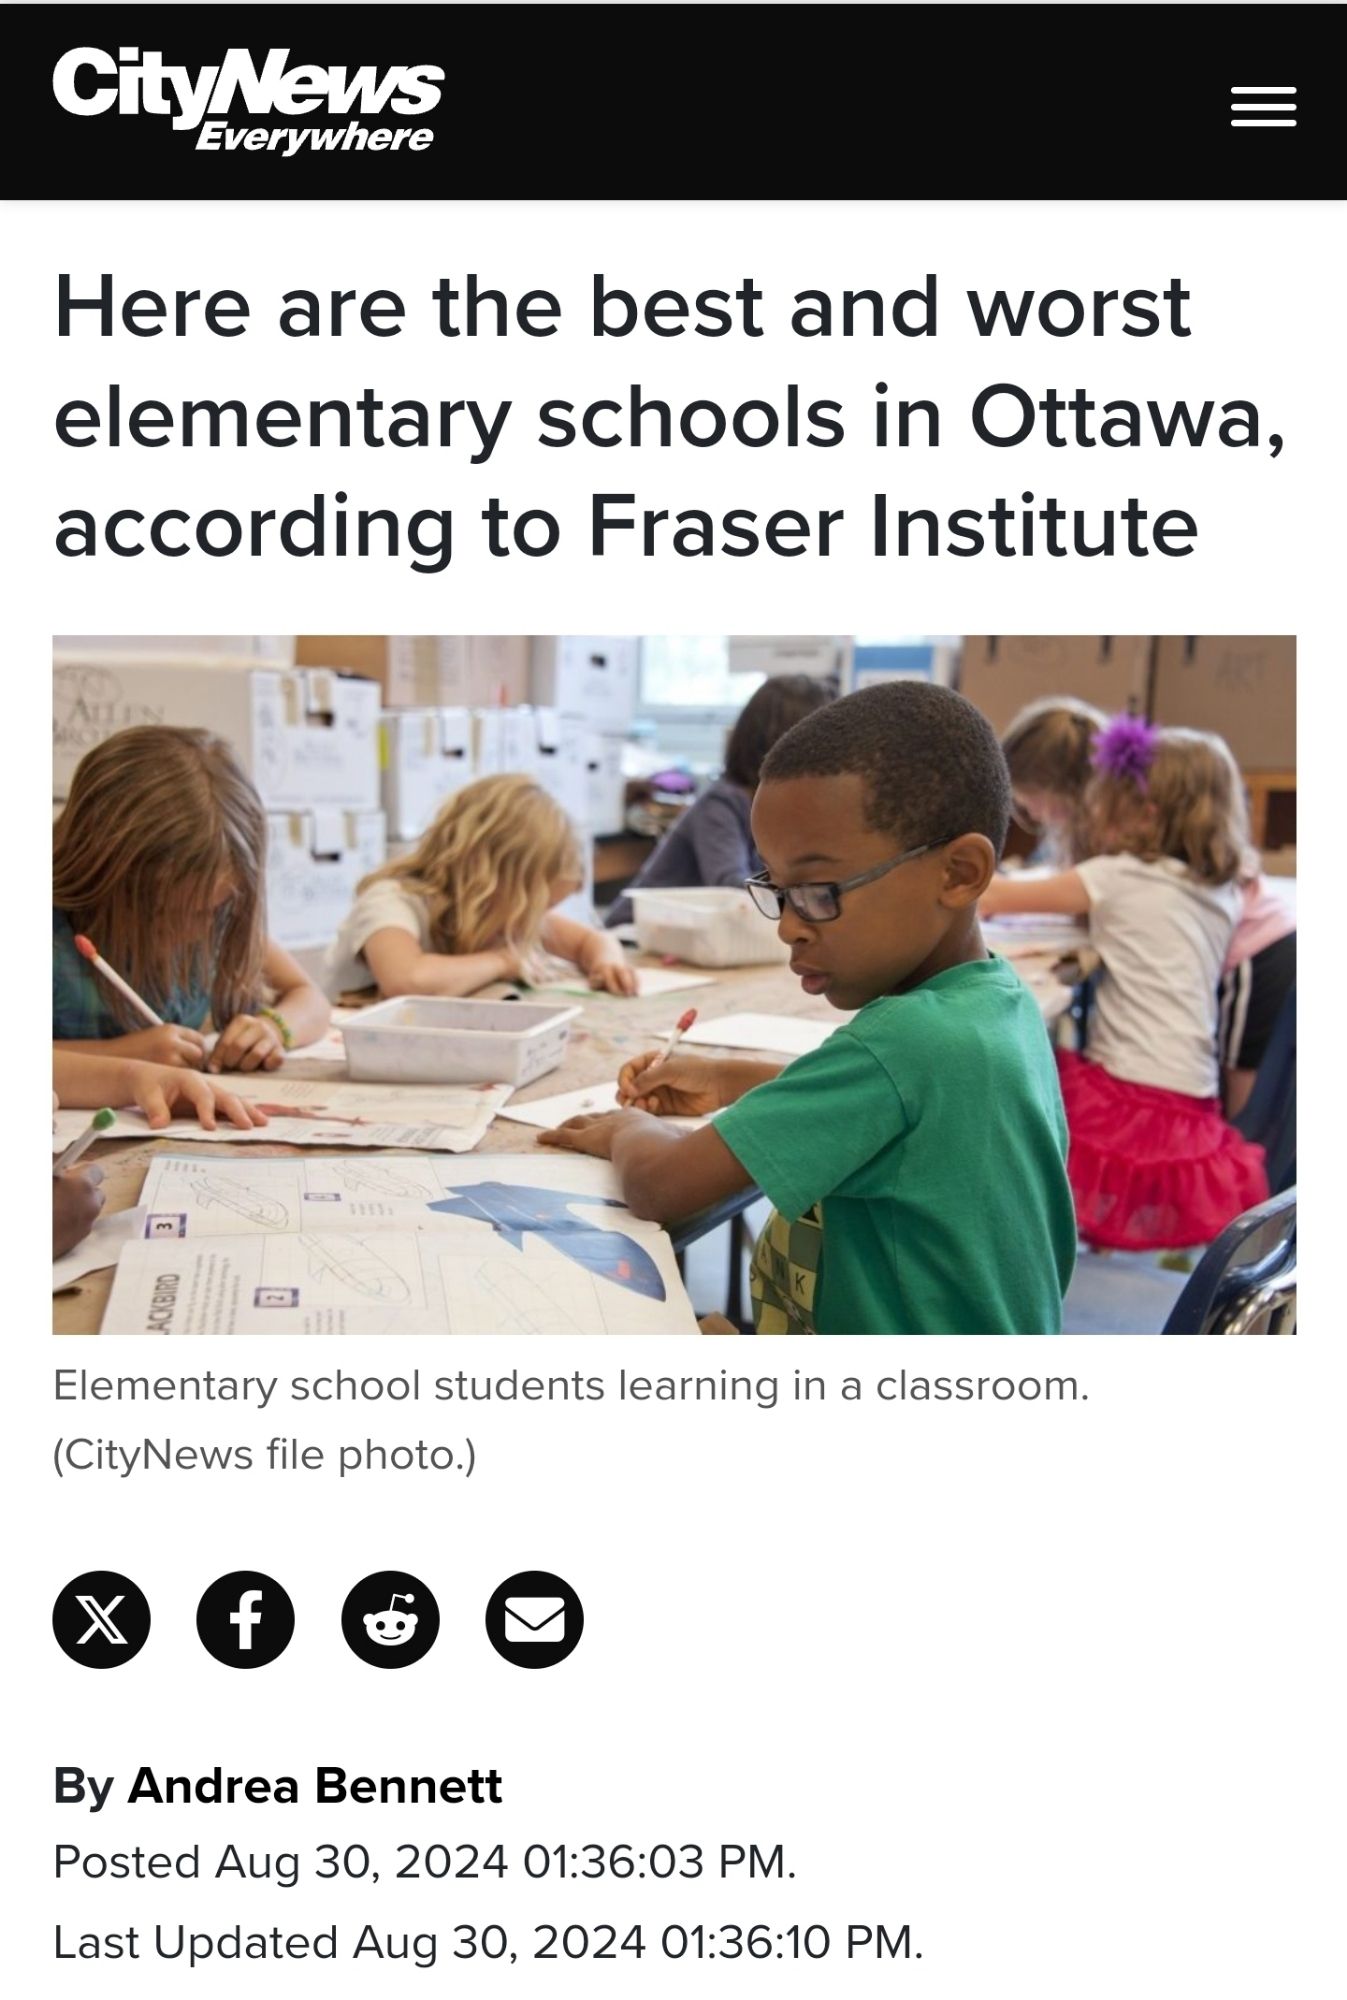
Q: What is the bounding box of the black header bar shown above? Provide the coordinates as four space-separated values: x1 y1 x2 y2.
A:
10 4 1341 200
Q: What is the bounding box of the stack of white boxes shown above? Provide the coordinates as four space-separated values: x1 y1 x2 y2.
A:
51 645 386 952
530 637 640 839
305 636 637 924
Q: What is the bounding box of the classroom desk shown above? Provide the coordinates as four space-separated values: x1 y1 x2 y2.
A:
53 953 1072 1334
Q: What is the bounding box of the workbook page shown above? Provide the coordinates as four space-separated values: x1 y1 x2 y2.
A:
10 6 1339 1998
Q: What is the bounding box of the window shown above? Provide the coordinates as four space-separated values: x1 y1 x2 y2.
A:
640 636 763 712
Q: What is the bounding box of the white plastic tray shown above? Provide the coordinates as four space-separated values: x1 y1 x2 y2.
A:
628 887 790 967
342 997 581 1086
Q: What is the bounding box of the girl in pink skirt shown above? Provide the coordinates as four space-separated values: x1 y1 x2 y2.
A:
981 717 1269 1250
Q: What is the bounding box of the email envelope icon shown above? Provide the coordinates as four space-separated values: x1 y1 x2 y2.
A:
505 1597 566 1643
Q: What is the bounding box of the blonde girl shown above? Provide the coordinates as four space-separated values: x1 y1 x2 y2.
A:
324 774 637 999
980 718 1268 1249
1000 695 1107 864
53 727 330 1071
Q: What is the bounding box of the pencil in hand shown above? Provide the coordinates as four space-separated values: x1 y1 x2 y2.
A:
53 1107 115 1175
74 935 163 1028
647 1008 698 1077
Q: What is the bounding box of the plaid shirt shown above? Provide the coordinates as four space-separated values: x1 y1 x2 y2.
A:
53 909 212 1040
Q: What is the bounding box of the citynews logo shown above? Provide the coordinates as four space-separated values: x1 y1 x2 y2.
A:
51 47 445 156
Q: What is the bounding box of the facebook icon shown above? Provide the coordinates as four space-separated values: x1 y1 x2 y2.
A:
197 1571 294 1668
230 1589 264 1651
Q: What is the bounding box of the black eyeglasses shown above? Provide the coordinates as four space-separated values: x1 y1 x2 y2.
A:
745 837 958 924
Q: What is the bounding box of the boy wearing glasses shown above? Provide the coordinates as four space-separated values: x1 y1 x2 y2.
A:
542 681 1075 1334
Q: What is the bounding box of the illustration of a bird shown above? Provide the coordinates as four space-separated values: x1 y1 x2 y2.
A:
193 1175 289 1230
329 1159 427 1198
304 1235 412 1303
425 1181 665 1300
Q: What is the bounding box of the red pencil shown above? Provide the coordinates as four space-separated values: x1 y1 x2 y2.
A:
663 1007 698 1059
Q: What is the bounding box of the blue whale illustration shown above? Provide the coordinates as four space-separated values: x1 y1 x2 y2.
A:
426 1181 665 1301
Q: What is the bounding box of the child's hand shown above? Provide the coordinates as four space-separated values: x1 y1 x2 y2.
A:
501 944 555 988
698 1313 740 1335
118 1024 209 1069
128 1064 269 1133
208 1013 286 1074
617 1049 724 1117
586 955 639 997
53 1165 105 1261
538 1110 630 1160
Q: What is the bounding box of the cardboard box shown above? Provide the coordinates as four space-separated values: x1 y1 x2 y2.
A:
52 658 381 809
54 635 296 665
585 734 629 837
296 636 530 709
958 637 1152 735
467 704 544 782
266 809 386 951
468 636 531 708
1151 636 1296 769
531 636 640 729
380 709 474 842
728 635 844 679
533 709 592 824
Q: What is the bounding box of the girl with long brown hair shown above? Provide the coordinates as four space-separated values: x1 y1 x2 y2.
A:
53 727 330 1070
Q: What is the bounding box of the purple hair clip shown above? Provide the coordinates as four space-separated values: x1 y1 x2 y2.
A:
1092 714 1159 789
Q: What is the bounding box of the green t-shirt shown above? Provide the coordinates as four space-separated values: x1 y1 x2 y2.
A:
714 957 1076 1335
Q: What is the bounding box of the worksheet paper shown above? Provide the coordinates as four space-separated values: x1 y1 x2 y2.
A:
102 1154 699 1336
675 1012 842 1057
498 1081 707 1131
499 1081 627 1125
50 1078 514 1154
537 966 717 999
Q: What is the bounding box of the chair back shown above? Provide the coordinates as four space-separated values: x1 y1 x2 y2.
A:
1162 1188 1297 1335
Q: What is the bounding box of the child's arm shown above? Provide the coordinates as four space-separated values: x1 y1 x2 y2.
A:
616 1048 783 1115
361 927 521 1000
685 789 754 887
541 1114 752 1223
979 869 1091 917
540 913 639 996
53 1052 267 1132
208 943 332 1072
54 1026 209 1068
542 1050 781 1219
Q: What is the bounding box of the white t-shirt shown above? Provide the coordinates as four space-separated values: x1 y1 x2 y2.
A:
1074 854 1240 1099
322 878 432 997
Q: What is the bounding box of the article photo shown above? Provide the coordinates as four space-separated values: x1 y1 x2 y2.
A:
52 633 1296 1336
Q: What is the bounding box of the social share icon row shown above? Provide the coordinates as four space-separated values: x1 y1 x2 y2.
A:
52 1569 582 1670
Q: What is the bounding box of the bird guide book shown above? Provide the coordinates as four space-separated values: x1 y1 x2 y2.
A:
102 1155 698 1336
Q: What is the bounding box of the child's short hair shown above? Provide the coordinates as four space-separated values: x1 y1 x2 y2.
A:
760 680 1011 857
1086 726 1251 886
362 773 584 953
53 726 267 1027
